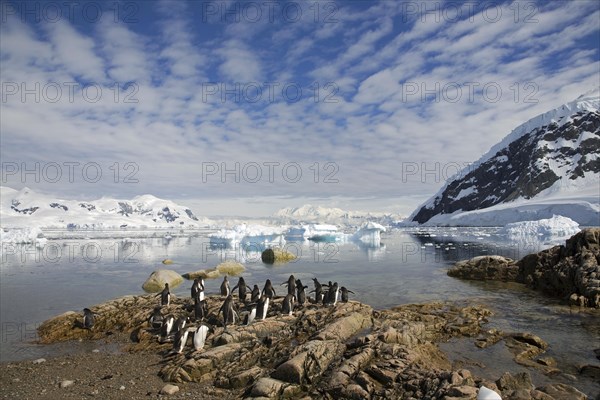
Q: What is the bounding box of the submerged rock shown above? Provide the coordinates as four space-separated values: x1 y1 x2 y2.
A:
142 269 183 292
448 255 518 281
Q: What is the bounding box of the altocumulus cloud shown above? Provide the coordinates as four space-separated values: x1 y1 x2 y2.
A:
1 0 598 216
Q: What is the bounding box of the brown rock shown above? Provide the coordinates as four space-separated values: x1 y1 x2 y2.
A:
272 340 345 384
537 383 588 400
496 371 534 391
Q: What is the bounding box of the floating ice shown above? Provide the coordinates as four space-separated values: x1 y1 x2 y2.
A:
499 215 580 238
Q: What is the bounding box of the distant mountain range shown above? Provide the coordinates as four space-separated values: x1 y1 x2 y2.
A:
274 204 404 226
0 186 210 229
409 90 600 226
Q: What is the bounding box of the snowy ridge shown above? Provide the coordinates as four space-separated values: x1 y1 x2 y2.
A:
409 91 600 226
274 204 403 226
0 186 210 230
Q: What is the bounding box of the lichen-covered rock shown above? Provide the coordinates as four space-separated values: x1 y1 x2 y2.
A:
261 248 297 264
142 269 183 292
448 255 519 281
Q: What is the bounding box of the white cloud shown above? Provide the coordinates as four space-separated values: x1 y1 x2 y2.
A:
1 0 598 216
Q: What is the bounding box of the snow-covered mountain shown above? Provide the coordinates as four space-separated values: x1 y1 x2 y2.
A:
0 186 210 229
409 90 600 226
274 204 403 226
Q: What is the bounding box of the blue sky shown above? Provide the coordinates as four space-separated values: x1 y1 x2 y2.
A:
1 0 599 216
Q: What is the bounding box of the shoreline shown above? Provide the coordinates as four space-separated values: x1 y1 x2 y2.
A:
1 293 598 399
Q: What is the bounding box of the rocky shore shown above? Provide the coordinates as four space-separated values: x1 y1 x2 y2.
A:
448 228 600 308
0 290 594 399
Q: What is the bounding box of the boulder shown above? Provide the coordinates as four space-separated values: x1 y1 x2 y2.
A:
182 268 220 280
261 248 297 264
272 340 345 384
141 269 183 292
517 228 600 308
496 371 533 392
216 261 245 275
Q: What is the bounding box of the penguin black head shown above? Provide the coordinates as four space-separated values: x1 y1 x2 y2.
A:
82 308 98 329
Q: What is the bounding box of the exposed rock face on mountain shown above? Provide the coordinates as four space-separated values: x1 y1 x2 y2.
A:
410 92 600 225
449 228 600 308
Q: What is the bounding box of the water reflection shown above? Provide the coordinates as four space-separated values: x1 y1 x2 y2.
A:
1 229 599 397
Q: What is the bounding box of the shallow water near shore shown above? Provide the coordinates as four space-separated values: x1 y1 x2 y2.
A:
1 228 599 396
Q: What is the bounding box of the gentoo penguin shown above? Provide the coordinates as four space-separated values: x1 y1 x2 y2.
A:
160 314 175 342
296 279 308 305
173 326 194 354
257 296 269 320
191 278 203 300
311 278 324 304
282 294 295 316
340 286 355 303
220 276 230 297
327 282 340 306
250 284 261 302
243 303 257 325
82 308 98 330
194 299 208 321
192 324 211 351
173 316 189 334
158 283 171 306
232 277 249 302
477 386 502 400
148 306 163 329
219 295 238 328
281 275 296 296
262 279 276 299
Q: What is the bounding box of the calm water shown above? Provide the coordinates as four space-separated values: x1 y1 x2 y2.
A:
1 228 599 395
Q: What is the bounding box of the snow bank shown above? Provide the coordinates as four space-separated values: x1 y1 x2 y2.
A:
499 215 580 238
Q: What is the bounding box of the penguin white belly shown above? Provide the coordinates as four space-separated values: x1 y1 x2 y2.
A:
246 308 256 325
175 330 190 353
262 298 269 320
193 325 209 351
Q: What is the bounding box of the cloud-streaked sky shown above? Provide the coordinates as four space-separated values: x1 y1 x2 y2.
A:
1 0 599 216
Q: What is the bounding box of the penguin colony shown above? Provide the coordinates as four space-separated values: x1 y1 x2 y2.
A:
78 274 354 354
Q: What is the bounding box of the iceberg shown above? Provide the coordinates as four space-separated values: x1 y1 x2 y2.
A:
209 224 285 248
284 224 345 242
305 224 344 242
1 227 48 247
352 222 386 245
499 215 580 238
